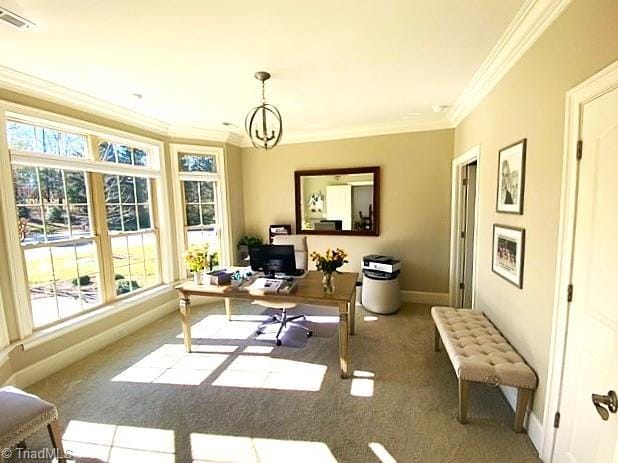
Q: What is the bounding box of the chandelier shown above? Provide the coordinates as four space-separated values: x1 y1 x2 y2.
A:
245 71 283 150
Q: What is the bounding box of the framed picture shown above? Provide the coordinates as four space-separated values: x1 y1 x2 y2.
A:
492 224 525 288
496 139 526 214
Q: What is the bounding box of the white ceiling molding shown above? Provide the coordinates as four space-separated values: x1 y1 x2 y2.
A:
167 124 243 145
0 65 248 146
0 63 453 147
0 65 170 135
243 118 453 148
446 0 573 126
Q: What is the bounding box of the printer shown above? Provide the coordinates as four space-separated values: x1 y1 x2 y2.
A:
362 254 401 276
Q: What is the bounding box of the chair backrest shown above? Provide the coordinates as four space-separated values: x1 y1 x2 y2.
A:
272 235 308 270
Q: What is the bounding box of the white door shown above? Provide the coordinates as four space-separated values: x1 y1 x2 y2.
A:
461 162 477 308
553 87 618 462
326 184 352 230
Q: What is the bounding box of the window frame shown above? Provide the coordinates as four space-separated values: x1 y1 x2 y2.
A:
0 101 173 337
15 164 102 328
0 294 9 348
169 144 233 278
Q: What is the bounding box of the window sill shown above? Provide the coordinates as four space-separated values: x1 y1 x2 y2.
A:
17 284 178 352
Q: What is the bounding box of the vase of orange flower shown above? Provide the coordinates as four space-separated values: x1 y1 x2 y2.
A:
183 245 209 285
310 248 349 294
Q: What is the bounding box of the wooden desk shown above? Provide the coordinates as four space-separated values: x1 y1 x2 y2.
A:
176 271 357 378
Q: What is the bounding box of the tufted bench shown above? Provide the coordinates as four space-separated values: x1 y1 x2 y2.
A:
431 306 537 432
0 386 65 462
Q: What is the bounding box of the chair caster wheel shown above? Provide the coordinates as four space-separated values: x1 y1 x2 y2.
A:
276 339 282 346
307 331 313 337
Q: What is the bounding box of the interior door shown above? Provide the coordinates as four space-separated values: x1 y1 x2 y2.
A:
326 184 352 230
553 87 618 462
461 162 477 308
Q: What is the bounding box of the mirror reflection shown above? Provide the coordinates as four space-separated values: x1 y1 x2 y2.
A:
295 167 379 235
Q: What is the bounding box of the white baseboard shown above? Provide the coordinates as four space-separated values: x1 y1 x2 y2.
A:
4 300 178 389
400 290 450 306
500 385 544 454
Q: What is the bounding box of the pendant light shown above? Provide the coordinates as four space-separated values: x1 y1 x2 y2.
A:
245 71 283 150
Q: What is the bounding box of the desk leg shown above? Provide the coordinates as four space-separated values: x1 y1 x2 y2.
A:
349 289 356 336
224 297 232 321
179 297 192 353
338 302 349 378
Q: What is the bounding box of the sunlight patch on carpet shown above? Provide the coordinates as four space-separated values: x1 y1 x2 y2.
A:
191 433 337 463
111 344 228 385
212 355 327 392
351 370 376 397
369 442 398 463
62 420 175 463
177 314 269 340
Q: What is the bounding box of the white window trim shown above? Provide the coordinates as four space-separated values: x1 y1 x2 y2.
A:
0 99 174 339
0 296 9 348
169 143 233 278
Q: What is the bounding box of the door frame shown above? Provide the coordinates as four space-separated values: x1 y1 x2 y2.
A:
449 145 481 308
541 60 618 462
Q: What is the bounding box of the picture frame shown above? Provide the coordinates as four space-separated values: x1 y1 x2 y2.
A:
496 139 526 214
492 224 525 288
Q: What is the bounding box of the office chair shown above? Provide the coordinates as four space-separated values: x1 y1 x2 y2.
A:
254 235 312 345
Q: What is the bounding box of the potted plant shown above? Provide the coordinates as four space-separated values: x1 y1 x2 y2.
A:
237 235 263 263
183 245 209 284
310 248 349 294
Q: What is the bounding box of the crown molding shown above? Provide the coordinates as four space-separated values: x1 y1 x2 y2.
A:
0 65 250 146
446 0 573 126
0 65 171 135
239 117 453 148
166 124 244 146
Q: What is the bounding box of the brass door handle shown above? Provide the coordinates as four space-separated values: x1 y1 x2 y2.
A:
592 390 617 421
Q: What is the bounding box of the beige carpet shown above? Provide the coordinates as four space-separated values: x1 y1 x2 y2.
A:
20 301 541 463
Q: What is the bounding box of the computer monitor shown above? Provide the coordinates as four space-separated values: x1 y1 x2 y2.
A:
249 245 297 277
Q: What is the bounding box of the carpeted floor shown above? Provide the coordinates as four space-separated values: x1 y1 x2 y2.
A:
21 301 541 463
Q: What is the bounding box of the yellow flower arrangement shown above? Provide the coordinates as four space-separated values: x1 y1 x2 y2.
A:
310 248 349 274
183 245 209 273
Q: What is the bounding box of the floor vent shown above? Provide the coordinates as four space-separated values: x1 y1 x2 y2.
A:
0 7 34 29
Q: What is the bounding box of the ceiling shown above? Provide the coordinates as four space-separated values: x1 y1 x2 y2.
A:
0 0 526 142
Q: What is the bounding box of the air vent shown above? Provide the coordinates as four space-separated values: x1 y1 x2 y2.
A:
0 7 34 29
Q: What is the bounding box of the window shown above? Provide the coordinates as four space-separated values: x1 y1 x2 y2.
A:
104 174 159 295
6 118 162 328
12 164 100 326
99 141 149 167
7 120 87 158
183 180 218 249
179 153 217 173
171 145 229 273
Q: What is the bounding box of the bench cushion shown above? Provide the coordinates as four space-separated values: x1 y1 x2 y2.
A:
0 386 58 448
432 306 537 390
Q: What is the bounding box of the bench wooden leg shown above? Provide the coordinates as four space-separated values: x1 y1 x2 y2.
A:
458 379 470 424
47 420 66 461
514 388 533 433
434 325 440 352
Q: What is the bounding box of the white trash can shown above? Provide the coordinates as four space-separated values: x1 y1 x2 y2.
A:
362 271 401 314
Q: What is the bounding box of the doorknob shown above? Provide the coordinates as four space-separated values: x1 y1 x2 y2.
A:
592 390 617 421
